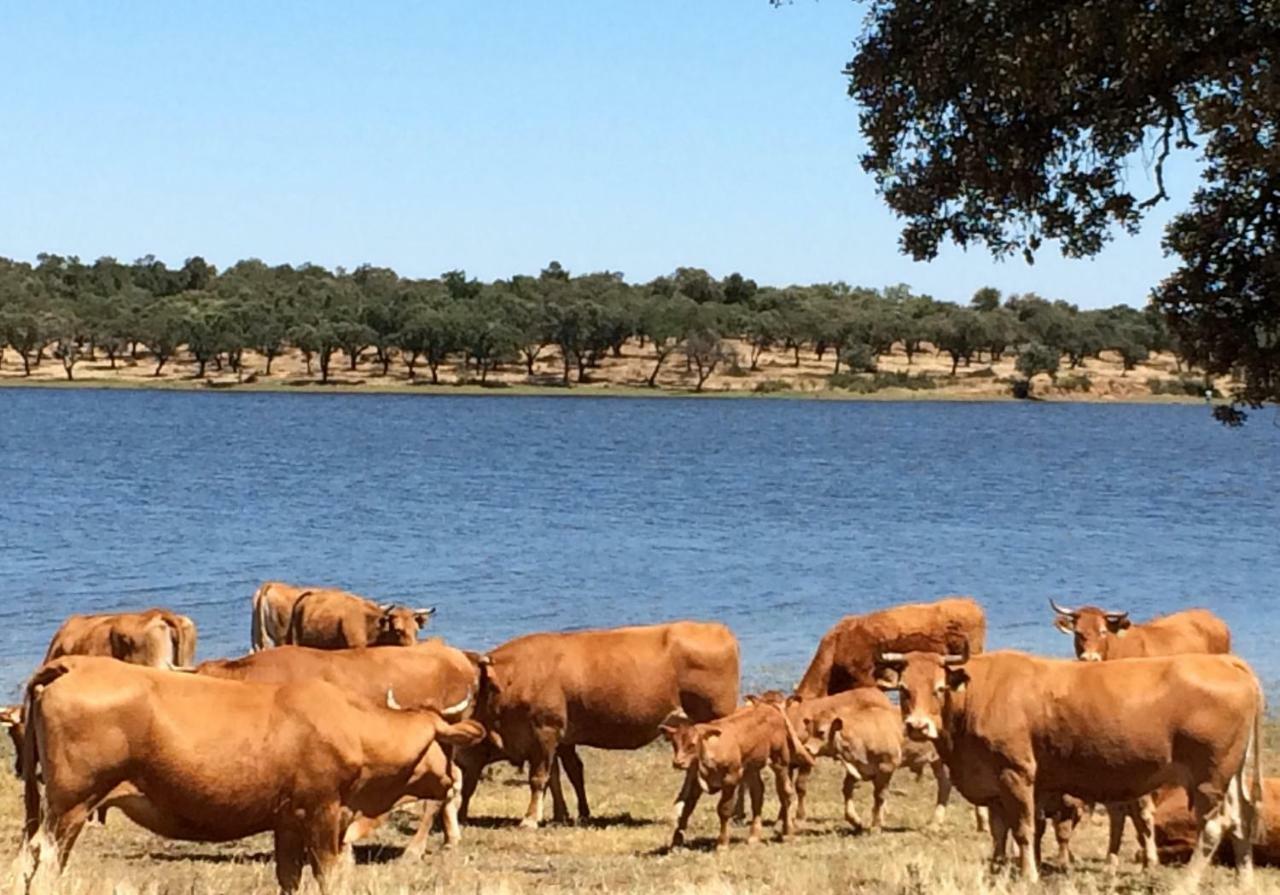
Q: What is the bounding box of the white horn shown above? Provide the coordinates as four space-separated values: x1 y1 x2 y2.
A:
440 690 472 719
386 688 403 710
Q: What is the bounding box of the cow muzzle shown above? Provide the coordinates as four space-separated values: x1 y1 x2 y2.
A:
1080 651 1103 662
905 716 938 741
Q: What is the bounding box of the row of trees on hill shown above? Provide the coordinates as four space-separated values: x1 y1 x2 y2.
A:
0 254 1187 390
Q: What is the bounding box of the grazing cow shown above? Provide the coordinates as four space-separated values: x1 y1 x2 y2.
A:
659 700 811 849
873 648 1263 889
795 597 986 830
43 608 198 668
1050 600 1231 662
1154 780 1280 867
463 622 740 829
195 640 481 855
17 656 485 895
779 688 904 832
285 589 434 649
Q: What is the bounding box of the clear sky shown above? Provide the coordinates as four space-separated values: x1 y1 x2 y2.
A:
2 2 1201 308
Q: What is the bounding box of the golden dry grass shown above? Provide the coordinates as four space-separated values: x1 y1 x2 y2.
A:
0 337 1224 404
3 735 1278 895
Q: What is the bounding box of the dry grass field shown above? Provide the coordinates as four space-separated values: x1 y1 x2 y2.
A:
3 734 1277 895
0 337 1225 404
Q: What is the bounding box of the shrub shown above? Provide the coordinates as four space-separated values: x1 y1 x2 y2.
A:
839 342 878 374
753 379 791 394
965 366 997 378
1056 374 1092 392
1147 377 1220 397
828 371 937 392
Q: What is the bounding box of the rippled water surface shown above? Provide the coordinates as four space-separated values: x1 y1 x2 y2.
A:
2 389 1277 696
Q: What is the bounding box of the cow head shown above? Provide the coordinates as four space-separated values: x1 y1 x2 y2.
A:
375 604 436 646
659 711 701 770
0 705 23 777
1050 599 1130 661
874 647 969 742
797 706 838 758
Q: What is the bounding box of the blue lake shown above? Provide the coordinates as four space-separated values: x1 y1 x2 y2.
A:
1 389 1277 698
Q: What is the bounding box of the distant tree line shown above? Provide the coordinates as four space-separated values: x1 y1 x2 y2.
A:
0 254 1192 391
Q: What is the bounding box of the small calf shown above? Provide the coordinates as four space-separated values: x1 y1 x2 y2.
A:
660 700 812 850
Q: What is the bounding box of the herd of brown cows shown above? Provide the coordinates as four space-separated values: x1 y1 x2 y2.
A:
2 586 1268 894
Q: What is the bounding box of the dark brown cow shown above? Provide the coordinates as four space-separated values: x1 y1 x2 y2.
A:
782 688 905 832
795 597 986 698
795 597 986 829
195 640 481 855
463 621 740 829
43 608 198 668
659 700 811 849
285 589 434 649
17 657 484 895
1154 780 1280 867
1050 600 1231 662
874 649 1264 888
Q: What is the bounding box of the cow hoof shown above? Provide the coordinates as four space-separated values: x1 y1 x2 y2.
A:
518 818 540 831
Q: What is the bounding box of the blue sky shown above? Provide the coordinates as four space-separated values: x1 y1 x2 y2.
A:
2 2 1200 308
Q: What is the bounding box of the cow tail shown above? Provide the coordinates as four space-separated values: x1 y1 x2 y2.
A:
1249 677 1265 844
22 663 69 843
771 703 814 769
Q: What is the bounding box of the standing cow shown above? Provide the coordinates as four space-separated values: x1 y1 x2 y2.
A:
251 581 434 651
286 589 434 649
195 640 482 855
17 657 485 895
796 596 986 829
659 699 810 849
1050 599 1234 866
1050 600 1231 661
873 648 1263 889
462 621 740 829
44 608 198 669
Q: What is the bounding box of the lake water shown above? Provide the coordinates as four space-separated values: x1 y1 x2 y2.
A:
2 389 1277 699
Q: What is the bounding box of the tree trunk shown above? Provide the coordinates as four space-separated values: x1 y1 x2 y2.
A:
428 361 440 384
196 358 207 378
561 352 572 386
265 352 275 375
154 356 167 376
648 353 666 388
950 355 959 375
793 346 801 367
21 351 32 375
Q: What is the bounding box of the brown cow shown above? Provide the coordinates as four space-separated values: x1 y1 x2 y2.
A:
17 656 484 895
43 608 198 668
463 621 740 829
1050 599 1234 867
795 597 986 830
1 705 23 776
873 648 1263 889
659 700 811 849
251 581 314 650
1050 600 1231 662
195 640 481 855
285 589 434 649
1154 780 1280 867
782 688 904 832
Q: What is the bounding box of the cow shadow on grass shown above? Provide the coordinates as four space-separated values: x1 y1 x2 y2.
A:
352 843 405 865
142 849 272 864
554 812 657 830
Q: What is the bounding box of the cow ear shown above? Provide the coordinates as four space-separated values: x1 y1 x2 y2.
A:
702 727 722 741
1054 615 1075 635
874 667 901 691
1106 614 1132 634
0 706 18 728
744 693 759 706
414 610 434 627
827 717 845 748
946 668 970 693
659 725 680 742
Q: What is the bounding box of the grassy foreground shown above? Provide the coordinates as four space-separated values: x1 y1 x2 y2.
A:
3 735 1277 895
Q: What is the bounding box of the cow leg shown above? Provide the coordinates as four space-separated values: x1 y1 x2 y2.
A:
1131 795 1159 869
975 804 989 832
746 769 766 844
520 728 560 830
1181 784 1231 895
773 764 794 841
1052 805 1077 867
670 766 701 849
793 766 810 824
403 799 446 859
870 770 891 833
1105 802 1129 868
842 771 863 831
558 745 590 821
988 803 1011 869
928 757 951 826
305 806 347 895
716 783 738 850
548 757 570 824
996 770 1038 883
455 747 487 823
273 828 305 895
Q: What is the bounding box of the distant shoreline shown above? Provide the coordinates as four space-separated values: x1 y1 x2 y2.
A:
0 375 1214 406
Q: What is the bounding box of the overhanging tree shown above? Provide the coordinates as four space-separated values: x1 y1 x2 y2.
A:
842 0 1280 421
